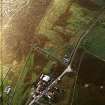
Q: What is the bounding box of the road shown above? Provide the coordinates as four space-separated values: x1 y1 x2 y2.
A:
28 7 105 105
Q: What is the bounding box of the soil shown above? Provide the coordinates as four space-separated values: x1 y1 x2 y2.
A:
2 0 51 63
76 0 100 10
72 50 105 105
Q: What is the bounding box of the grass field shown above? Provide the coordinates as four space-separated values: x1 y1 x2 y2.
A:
0 0 105 105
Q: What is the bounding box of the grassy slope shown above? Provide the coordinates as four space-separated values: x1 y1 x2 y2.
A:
37 0 71 58
1 0 105 105
37 0 98 60
36 1 103 105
